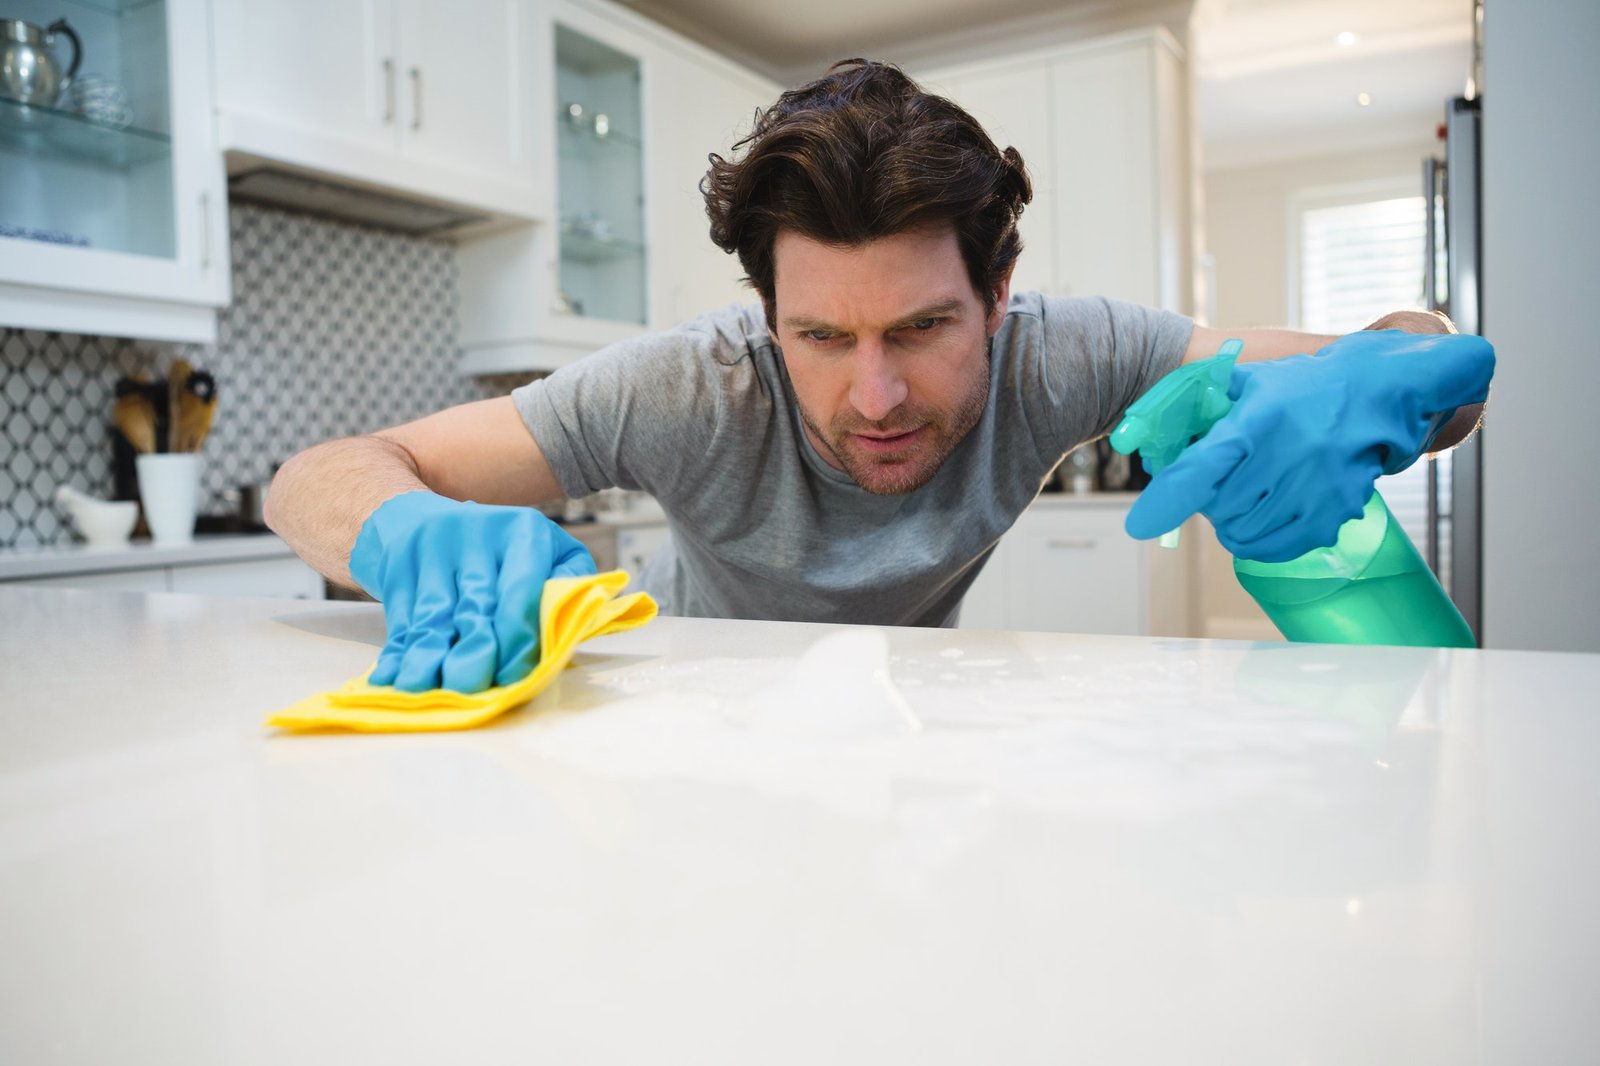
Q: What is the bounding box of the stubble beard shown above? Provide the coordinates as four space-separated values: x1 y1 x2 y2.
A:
797 363 991 496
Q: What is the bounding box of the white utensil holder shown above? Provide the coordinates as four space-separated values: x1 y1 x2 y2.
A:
136 454 201 546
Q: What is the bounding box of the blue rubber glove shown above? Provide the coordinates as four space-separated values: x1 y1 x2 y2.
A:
1125 330 1494 563
348 490 596 693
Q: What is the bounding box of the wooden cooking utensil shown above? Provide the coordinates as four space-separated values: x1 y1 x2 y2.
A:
175 370 217 453
112 379 158 455
165 357 192 453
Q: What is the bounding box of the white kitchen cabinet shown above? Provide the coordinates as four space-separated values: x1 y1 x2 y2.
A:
640 48 774 328
167 558 325 598
211 0 541 221
1051 36 1185 308
927 65 1057 301
615 523 668 576
6 548 325 598
2 531 328 598
457 0 778 374
19 567 171 594
553 19 647 324
921 29 1189 311
961 496 1193 637
209 0 395 158
0 0 231 343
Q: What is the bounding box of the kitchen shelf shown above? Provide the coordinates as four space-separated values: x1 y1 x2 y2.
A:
61 0 165 14
0 97 171 170
560 229 645 264
557 120 642 163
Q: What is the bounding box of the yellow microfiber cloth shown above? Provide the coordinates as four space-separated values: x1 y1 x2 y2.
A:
267 570 657 733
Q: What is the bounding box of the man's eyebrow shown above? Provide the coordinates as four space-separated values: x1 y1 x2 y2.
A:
780 297 967 332
891 298 965 326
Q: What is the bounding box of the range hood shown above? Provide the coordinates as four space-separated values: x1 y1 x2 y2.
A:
227 166 490 235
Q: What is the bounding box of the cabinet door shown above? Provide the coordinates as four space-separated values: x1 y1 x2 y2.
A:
211 0 397 157
552 9 648 326
1051 41 1162 306
616 524 670 576
167 559 325 599
935 66 1058 299
17 569 170 594
643 56 778 326
1013 509 1145 635
957 536 1016 630
395 0 532 184
0 0 229 325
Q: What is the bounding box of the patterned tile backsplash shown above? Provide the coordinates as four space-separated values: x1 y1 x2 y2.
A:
1 202 527 549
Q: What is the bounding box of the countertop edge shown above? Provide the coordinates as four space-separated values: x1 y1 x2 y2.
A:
0 533 298 579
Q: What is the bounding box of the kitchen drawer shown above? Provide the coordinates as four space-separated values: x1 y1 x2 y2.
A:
961 497 1193 636
18 569 171 594
617 525 670 576
562 523 617 572
167 558 325 599
13 556 325 599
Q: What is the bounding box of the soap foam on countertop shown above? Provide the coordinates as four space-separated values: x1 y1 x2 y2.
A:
737 629 922 738
517 631 1393 827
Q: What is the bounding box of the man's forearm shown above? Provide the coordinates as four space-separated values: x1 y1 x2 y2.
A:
264 435 427 589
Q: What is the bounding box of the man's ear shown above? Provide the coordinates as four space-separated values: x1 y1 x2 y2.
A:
986 266 1015 335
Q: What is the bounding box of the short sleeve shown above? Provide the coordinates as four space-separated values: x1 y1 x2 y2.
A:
511 322 731 499
1017 294 1193 458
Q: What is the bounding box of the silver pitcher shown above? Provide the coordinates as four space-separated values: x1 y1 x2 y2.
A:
1 18 82 107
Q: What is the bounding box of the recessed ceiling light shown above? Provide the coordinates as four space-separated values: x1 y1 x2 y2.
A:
1356 92 1373 107
1337 31 1359 47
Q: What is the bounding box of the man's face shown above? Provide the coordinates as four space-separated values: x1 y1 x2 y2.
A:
769 226 1008 495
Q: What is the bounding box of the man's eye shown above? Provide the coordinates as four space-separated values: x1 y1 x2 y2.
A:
911 318 942 331
801 329 838 343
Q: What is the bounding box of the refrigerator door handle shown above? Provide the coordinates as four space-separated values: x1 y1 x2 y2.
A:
1423 157 1442 313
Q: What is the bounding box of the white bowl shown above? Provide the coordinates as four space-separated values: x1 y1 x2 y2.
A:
54 486 139 549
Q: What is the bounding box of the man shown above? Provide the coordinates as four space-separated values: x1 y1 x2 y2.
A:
267 60 1493 694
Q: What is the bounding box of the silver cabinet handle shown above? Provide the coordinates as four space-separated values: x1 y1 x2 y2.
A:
1046 538 1096 550
198 191 210 270
383 58 395 124
409 67 422 130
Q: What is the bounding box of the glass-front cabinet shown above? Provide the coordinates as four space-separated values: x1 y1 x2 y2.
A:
553 22 645 326
0 0 228 341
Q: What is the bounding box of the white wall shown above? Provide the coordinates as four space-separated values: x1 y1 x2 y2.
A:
1206 141 1439 329
1481 0 1600 653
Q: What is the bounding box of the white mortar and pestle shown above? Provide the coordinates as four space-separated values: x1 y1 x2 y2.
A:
53 485 139 549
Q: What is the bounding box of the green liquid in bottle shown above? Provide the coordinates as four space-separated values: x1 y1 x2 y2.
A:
1233 494 1474 648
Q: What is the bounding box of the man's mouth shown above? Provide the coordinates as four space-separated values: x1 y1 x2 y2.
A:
850 427 924 454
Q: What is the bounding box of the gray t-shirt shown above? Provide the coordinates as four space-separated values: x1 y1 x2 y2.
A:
512 292 1192 627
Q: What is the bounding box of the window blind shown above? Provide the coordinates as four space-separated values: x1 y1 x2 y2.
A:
1296 193 1445 577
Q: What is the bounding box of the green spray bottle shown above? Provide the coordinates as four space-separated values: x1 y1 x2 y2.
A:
1109 340 1474 648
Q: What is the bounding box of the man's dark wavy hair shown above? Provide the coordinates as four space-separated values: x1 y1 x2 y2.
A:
701 58 1033 328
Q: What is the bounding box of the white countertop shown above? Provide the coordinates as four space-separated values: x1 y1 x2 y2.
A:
2 584 1597 1064
0 532 296 579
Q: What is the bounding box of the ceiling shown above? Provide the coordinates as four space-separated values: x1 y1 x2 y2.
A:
616 0 1475 163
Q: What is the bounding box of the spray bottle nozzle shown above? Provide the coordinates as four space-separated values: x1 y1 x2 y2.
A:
1109 339 1245 547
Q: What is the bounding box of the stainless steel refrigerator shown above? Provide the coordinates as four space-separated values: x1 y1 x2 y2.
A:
1422 95 1483 642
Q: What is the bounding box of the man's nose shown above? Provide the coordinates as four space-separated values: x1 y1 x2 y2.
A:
849 341 908 422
